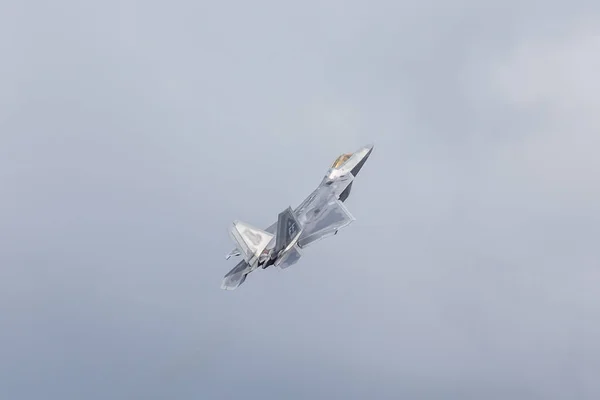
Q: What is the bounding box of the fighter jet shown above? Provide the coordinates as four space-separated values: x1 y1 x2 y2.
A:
221 144 374 290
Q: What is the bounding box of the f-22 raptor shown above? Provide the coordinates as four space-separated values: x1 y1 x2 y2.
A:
222 144 374 290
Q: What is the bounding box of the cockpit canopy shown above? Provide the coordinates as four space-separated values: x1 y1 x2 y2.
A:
331 153 352 169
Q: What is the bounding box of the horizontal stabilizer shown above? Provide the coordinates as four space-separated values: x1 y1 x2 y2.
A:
229 221 274 267
222 259 251 290
275 244 302 270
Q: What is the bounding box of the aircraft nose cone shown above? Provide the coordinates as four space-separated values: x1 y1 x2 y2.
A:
350 144 374 176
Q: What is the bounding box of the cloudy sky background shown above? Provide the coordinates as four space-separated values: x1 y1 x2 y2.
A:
1 1 599 399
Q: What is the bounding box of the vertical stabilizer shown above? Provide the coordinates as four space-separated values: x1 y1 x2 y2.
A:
229 221 274 267
274 207 303 255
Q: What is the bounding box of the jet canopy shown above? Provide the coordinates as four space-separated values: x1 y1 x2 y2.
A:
331 153 352 169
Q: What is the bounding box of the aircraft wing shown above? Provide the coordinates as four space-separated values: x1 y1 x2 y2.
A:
297 199 355 248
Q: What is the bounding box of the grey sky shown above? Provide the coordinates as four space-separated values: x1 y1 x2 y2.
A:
1 1 599 399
